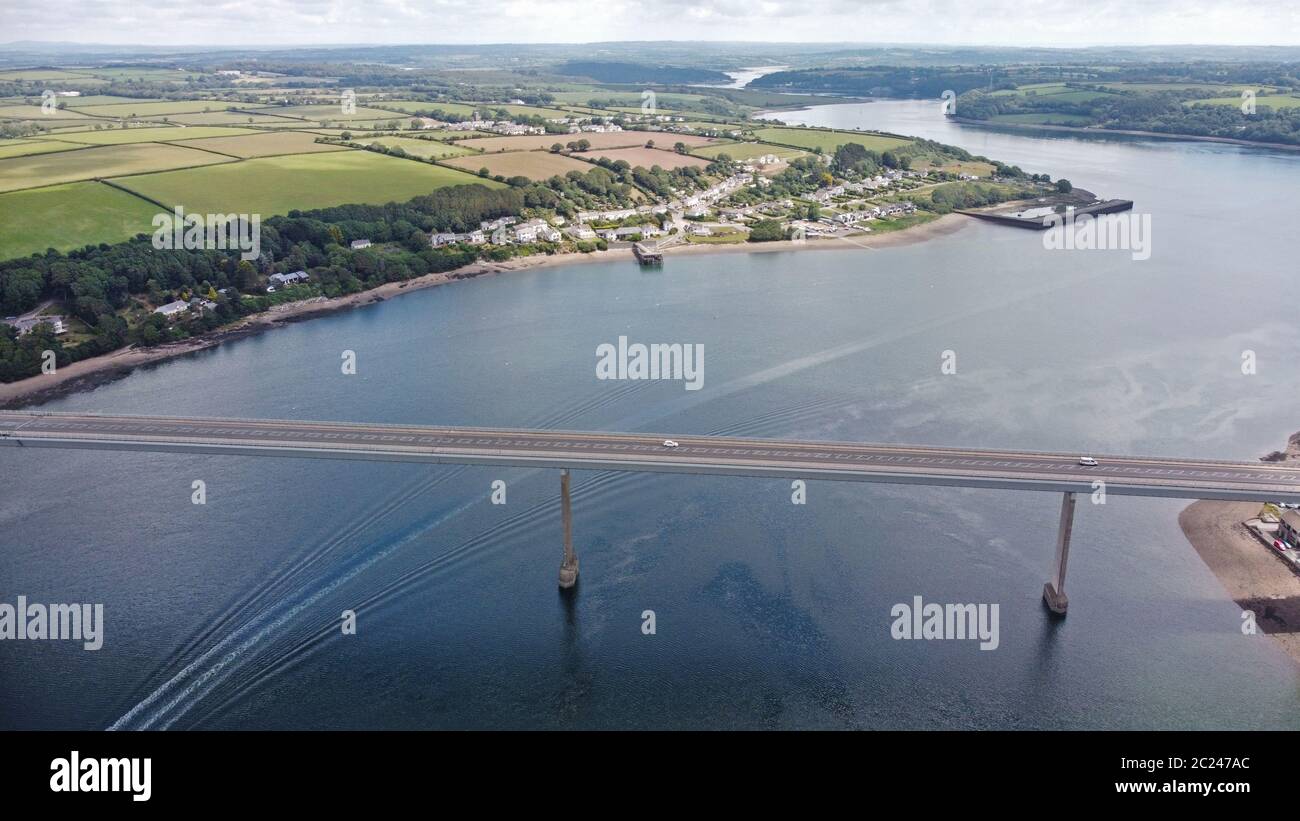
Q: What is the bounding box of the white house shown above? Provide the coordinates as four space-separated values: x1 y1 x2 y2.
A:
566 225 597 240
513 219 547 243
4 315 66 335
350 239 372 249
539 227 563 242
153 300 190 318
268 270 309 288
431 232 460 248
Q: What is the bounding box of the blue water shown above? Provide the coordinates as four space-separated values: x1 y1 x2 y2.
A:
2 100 1298 729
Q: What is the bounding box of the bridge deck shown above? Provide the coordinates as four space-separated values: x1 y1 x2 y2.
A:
3 411 1299 502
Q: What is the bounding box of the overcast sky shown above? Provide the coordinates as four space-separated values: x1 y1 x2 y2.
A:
3 0 1299 47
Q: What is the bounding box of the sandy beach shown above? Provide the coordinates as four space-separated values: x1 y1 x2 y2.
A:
0 214 967 408
1180 438 1300 666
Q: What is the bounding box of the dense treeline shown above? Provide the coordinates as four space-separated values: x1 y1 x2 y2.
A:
0 184 553 381
956 86 1300 145
754 62 1300 100
753 67 1016 99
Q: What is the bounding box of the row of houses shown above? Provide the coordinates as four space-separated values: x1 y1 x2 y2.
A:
826 201 918 226
432 218 565 248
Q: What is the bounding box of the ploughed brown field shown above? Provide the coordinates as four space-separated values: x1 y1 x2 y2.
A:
441 150 597 180
590 146 712 170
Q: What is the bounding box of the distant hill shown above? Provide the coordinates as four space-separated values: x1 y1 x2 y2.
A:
554 61 731 85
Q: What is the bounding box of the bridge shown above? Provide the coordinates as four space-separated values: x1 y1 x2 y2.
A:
5 410 1299 613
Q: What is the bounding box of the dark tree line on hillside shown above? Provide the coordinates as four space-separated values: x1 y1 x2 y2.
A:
753 67 1016 99
955 87 1300 145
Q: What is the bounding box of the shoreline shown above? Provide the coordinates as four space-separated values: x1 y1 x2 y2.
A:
1179 433 1300 667
950 116 1300 153
0 213 967 408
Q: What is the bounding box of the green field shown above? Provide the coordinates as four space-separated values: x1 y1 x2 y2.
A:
0 104 94 120
60 95 166 107
164 110 306 126
1189 94 1300 109
73 67 207 82
0 142 234 193
114 150 500 215
36 126 260 145
0 180 162 260
990 83 1120 103
991 82 1069 96
74 100 257 118
692 141 807 161
170 130 349 158
264 104 405 122
0 139 85 159
351 135 478 158
1101 82 1263 93
750 126 910 153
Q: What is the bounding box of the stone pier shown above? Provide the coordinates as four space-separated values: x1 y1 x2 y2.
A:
1042 491 1075 616
558 469 579 588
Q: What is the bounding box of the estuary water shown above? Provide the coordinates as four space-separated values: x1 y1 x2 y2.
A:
3 100 1299 729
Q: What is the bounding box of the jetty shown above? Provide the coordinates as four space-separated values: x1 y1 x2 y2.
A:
959 197 1134 230
632 241 663 265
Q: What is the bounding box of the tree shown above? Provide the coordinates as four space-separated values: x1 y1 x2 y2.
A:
806 203 821 221
236 259 258 290
674 142 688 154
1055 178 1073 193
550 143 563 153
747 219 785 242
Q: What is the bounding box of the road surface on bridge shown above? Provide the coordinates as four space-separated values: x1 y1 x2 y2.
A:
3 411 1298 502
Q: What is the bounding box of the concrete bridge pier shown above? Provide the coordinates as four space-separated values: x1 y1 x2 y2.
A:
558 469 579 588
1042 492 1075 616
